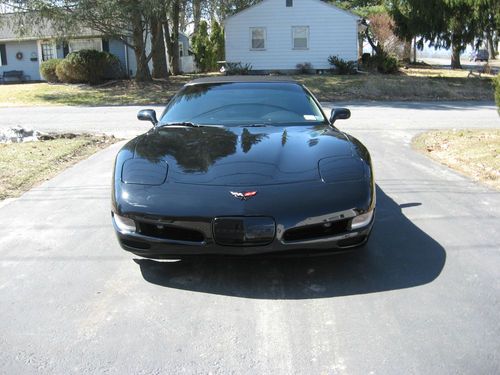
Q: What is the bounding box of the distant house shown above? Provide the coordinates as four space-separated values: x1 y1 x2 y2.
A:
0 13 195 82
224 0 362 73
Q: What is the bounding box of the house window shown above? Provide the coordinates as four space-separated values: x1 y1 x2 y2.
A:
0 44 6 66
41 42 56 61
179 42 184 57
68 38 102 53
292 26 309 49
286 0 293 7
250 27 266 50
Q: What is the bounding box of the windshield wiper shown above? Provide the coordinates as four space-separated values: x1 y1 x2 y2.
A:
161 122 205 128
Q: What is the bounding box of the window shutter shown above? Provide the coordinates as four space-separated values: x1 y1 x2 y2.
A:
0 44 7 66
102 39 110 53
63 42 69 57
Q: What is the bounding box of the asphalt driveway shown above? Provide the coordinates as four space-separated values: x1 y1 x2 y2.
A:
0 102 499 373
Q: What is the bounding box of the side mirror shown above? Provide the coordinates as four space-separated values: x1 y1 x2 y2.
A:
137 109 158 126
329 108 351 124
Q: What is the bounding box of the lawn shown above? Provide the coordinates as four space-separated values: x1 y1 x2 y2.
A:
0 67 494 107
296 66 495 101
0 135 117 200
0 76 196 106
413 129 500 190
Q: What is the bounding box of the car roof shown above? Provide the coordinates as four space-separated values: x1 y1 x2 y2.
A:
186 75 300 86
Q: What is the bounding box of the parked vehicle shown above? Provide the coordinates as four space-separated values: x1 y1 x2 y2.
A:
111 77 375 259
470 49 489 62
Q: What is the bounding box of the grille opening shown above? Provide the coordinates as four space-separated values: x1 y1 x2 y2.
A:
121 239 151 250
283 219 350 242
138 222 204 242
213 217 276 247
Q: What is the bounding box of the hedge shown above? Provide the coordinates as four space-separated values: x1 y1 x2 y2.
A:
40 59 63 83
54 49 124 85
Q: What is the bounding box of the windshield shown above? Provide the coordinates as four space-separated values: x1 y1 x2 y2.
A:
160 82 327 126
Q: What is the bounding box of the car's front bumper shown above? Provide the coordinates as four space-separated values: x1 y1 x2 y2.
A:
112 213 374 259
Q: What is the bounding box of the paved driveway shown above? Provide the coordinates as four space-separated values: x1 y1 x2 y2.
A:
0 102 499 373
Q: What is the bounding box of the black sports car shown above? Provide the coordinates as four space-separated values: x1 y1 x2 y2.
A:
112 77 375 258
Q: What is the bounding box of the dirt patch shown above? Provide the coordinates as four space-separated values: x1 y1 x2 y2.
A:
413 129 500 190
0 134 118 200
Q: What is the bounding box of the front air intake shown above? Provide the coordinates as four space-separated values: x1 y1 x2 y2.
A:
138 222 204 243
283 219 350 242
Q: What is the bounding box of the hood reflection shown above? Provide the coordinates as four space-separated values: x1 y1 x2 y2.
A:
135 127 238 173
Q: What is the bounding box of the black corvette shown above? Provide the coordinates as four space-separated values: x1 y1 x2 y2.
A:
112 77 375 258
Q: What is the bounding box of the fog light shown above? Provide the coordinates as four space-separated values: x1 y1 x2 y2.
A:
113 213 136 232
351 210 374 230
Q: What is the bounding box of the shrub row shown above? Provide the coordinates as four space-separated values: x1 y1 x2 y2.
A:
224 62 253 75
328 56 357 75
40 49 125 85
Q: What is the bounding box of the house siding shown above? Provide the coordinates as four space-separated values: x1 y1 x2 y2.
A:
0 40 41 80
224 0 358 70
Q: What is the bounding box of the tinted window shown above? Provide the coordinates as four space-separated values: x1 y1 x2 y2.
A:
160 83 326 126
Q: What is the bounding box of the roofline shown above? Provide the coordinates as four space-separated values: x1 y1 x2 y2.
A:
312 0 360 20
223 0 360 24
0 34 111 42
222 0 271 24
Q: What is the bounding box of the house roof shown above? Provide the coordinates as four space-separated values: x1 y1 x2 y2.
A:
0 13 100 41
223 0 360 24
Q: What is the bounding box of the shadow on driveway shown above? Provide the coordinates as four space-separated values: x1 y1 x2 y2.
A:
134 186 446 299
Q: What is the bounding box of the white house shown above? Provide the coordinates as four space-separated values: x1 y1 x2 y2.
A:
224 0 361 72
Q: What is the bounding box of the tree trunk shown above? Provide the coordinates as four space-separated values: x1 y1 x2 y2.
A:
358 32 363 61
365 28 381 55
451 43 462 69
151 16 169 79
487 31 497 59
413 37 417 63
193 0 202 34
170 0 181 75
402 40 411 63
163 19 174 75
131 13 152 82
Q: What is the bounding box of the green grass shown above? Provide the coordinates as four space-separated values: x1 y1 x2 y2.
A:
413 129 500 191
0 135 117 200
0 67 495 107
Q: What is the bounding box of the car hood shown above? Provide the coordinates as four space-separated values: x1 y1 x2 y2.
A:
132 125 355 186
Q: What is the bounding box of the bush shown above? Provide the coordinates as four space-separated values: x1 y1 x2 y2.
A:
378 53 399 74
328 55 357 75
54 49 123 85
495 75 500 114
224 62 252 75
40 59 63 82
55 59 78 83
296 62 313 74
361 52 399 74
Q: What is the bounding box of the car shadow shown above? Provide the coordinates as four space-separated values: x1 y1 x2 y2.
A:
134 186 446 299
